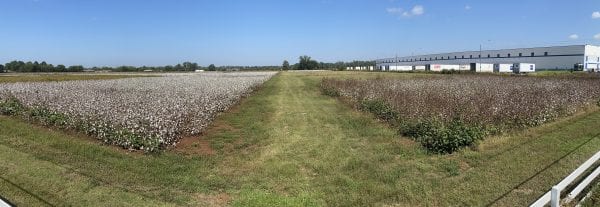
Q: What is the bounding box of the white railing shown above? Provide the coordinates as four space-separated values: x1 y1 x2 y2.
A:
530 150 600 207
0 198 10 207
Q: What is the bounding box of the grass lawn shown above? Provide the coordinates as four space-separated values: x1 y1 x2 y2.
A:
0 71 598 206
0 73 155 83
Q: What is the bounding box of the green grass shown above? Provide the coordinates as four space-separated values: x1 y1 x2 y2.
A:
0 73 155 83
0 71 598 206
529 70 598 77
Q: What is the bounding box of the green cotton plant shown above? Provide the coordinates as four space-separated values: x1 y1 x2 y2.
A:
359 99 399 122
320 84 340 97
321 74 600 154
400 119 486 154
358 98 483 154
0 72 276 152
3 102 163 152
28 107 69 126
0 97 24 116
321 75 600 130
320 78 346 97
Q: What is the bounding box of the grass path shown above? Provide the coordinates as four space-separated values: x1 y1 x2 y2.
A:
220 72 413 206
0 71 598 206
214 72 600 206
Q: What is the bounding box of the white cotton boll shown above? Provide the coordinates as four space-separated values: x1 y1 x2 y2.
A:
0 72 276 152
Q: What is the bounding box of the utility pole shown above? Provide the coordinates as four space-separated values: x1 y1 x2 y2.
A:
479 44 482 72
395 53 398 72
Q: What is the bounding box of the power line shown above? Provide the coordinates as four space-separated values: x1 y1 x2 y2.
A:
485 133 600 206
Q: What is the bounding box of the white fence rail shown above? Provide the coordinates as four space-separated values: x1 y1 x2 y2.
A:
0 198 10 207
530 150 600 207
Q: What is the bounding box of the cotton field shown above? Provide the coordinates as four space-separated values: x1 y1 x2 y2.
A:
323 75 600 127
321 75 600 153
0 72 276 151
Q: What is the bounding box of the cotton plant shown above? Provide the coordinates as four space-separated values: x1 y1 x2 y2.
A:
0 72 277 152
323 75 600 130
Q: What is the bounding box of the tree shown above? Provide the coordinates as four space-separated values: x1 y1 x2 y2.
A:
56 65 66 72
23 62 34 72
297 55 319 70
174 64 183 71
40 61 55 72
182 62 195 71
0 64 4 73
68 65 84 72
32 61 40 72
4 61 13 72
335 61 345 71
208 64 216 71
282 60 290 70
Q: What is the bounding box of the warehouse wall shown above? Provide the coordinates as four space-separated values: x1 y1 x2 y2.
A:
377 45 589 70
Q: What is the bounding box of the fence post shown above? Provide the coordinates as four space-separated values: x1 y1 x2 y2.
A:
551 186 560 207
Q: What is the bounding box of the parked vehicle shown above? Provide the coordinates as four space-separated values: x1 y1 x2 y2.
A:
459 65 471 71
494 64 513 73
413 65 426 71
574 63 584 71
512 63 536 73
471 63 494 73
390 65 413 71
427 64 460 72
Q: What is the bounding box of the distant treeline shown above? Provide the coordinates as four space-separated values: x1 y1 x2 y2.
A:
318 61 375 70
1 61 84 73
284 56 375 71
107 59 377 72
0 58 375 73
0 61 210 73
106 63 284 72
0 61 278 73
108 62 203 72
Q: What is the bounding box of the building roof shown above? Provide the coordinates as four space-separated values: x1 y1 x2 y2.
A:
377 44 595 60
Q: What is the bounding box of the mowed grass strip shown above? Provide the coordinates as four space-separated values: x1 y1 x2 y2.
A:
0 116 214 206
0 71 598 206
0 73 281 206
0 73 156 83
200 71 600 206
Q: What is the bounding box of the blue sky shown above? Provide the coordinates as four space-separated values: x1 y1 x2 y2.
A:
0 0 599 67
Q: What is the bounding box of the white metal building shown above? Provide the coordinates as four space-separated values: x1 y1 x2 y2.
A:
376 45 600 71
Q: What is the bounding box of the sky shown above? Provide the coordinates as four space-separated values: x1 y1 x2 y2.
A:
0 0 599 67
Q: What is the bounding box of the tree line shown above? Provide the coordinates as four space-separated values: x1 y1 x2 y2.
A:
108 62 206 72
104 63 283 72
1 61 83 73
0 61 217 73
282 56 375 71
0 57 375 73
